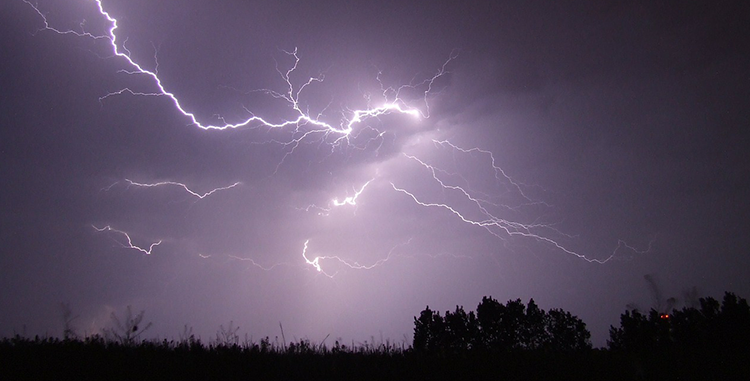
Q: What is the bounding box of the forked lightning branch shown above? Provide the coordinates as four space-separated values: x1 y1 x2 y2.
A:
24 0 649 274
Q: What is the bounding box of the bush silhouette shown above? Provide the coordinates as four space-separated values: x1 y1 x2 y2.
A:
102 305 152 346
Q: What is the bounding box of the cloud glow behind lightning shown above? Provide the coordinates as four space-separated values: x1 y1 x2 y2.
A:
24 0 651 276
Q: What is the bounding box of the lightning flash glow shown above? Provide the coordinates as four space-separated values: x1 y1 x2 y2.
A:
332 179 373 207
301 238 416 278
300 179 375 216
25 0 649 274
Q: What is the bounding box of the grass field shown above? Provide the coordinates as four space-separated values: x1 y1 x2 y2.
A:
2 334 748 381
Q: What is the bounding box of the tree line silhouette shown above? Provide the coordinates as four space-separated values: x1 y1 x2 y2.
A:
608 291 750 353
413 297 591 353
412 292 750 355
2 291 749 380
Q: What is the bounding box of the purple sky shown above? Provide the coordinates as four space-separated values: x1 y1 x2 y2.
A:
1 0 748 347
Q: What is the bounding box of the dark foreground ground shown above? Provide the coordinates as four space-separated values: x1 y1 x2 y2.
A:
2 336 748 381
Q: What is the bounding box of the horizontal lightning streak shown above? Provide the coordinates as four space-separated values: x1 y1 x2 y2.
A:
92 225 161 255
301 238 414 277
227 255 293 272
124 179 241 199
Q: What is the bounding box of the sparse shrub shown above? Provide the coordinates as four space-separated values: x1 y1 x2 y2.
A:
214 321 240 347
102 305 152 346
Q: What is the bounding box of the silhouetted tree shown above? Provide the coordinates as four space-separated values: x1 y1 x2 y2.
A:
523 299 547 350
476 297 524 350
414 297 591 353
544 308 592 351
608 292 750 353
443 306 478 352
474 296 503 350
608 309 671 352
712 292 750 351
413 306 446 352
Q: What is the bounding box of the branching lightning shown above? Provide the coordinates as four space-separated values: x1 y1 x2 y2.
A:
331 179 373 207
24 0 443 140
430 140 545 207
390 183 613 264
26 0 650 276
390 142 652 263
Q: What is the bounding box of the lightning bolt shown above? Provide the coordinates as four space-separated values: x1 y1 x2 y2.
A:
24 0 445 140
390 144 650 263
122 179 241 199
430 140 544 206
295 179 374 216
301 239 333 277
92 225 161 255
332 179 373 207
390 182 613 263
301 238 417 277
25 0 650 273
226 255 294 272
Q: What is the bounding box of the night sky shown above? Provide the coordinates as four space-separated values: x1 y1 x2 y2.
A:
1 0 749 347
